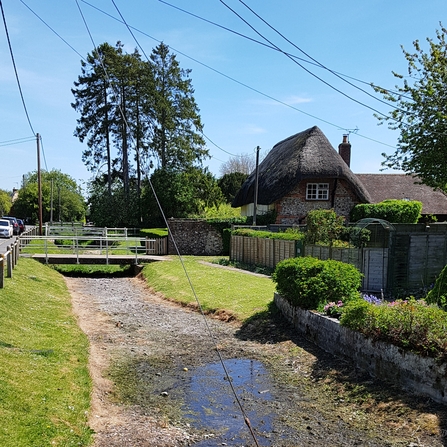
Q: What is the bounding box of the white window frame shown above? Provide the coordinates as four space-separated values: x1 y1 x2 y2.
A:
306 183 329 200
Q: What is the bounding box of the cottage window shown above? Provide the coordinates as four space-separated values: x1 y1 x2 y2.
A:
306 183 329 200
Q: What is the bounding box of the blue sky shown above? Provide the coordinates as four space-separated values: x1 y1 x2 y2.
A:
1 0 446 193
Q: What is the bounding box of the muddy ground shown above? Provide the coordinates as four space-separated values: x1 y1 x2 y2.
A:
67 275 447 447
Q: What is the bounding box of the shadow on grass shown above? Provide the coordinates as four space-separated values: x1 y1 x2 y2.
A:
235 301 447 446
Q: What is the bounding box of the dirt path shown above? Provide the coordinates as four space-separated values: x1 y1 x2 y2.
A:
67 276 447 447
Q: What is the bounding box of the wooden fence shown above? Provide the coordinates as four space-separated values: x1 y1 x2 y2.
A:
230 236 301 269
230 223 447 295
0 239 19 289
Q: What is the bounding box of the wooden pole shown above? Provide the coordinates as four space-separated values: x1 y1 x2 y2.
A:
37 133 43 235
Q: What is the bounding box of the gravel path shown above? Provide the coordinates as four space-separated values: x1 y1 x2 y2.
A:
67 276 447 447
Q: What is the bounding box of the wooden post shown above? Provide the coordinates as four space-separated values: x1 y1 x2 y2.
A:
6 249 12 278
0 255 4 288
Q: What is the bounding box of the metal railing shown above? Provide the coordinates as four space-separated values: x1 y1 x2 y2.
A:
19 234 167 264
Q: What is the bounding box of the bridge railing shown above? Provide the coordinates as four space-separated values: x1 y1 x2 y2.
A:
19 235 167 261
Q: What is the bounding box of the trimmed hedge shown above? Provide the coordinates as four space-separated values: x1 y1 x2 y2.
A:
231 228 305 241
350 199 422 223
272 257 362 309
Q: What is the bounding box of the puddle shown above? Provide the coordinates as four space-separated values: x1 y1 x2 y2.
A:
183 358 286 446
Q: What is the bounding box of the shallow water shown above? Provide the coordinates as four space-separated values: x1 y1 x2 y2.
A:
183 358 283 446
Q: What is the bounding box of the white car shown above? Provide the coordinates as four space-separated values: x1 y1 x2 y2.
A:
0 219 13 238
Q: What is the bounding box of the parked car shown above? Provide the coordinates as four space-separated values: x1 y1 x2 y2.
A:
2 216 19 235
0 219 13 238
16 219 25 234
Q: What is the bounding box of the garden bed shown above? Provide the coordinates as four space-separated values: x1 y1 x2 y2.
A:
274 292 447 405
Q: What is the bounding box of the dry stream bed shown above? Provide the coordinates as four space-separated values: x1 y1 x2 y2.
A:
67 276 447 447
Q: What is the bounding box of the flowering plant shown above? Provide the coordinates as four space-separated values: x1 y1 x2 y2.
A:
324 300 343 317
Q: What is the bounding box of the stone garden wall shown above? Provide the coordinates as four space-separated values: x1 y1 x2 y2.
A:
167 219 223 256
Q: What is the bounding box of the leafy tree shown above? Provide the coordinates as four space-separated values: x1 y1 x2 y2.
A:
87 177 140 227
374 24 447 190
142 167 223 226
11 170 85 223
218 172 248 203
0 189 12 216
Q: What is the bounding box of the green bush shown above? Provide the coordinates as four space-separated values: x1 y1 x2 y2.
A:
272 257 362 309
341 297 447 360
350 199 422 223
305 209 345 244
426 264 447 310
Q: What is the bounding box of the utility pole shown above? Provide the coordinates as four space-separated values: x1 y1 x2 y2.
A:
37 133 43 235
253 146 260 227
50 179 54 224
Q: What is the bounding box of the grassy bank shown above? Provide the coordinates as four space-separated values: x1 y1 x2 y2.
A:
142 256 276 321
0 259 93 447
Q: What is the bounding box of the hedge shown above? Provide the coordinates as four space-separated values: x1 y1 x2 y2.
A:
350 199 422 223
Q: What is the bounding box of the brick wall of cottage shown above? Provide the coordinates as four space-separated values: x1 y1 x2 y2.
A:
275 178 359 224
167 219 223 256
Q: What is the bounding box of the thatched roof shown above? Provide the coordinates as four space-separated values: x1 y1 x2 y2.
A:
232 126 371 207
356 174 447 215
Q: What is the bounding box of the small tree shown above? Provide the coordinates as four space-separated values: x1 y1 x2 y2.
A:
305 209 345 245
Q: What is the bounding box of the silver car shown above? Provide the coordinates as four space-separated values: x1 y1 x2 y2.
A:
0 219 13 238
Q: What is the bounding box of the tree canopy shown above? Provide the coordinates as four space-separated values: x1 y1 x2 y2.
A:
374 24 447 190
11 170 85 223
73 41 213 227
0 190 12 216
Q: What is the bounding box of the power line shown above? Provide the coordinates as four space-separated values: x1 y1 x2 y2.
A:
1 0 36 135
81 1 396 148
18 0 86 60
157 0 412 104
236 0 414 114
218 0 397 124
0 136 36 146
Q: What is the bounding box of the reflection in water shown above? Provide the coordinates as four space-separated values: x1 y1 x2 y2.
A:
184 358 277 446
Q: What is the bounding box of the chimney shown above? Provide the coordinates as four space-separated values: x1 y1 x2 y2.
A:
338 134 351 167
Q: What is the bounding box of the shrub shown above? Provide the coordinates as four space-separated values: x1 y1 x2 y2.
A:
272 257 362 309
350 199 422 223
426 264 447 310
305 209 345 244
340 297 447 360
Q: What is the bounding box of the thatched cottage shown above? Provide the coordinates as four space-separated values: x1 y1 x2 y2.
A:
232 126 447 223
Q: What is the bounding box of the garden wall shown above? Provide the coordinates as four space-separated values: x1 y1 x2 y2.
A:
167 219 223 256
274 292 447 405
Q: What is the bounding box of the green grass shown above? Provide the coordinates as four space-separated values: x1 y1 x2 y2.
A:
0 259 93 446
140 228 168 238
142 256 276 320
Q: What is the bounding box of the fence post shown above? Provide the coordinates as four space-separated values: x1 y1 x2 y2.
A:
14 239 19 265
0 255 4 288
6 248 12 278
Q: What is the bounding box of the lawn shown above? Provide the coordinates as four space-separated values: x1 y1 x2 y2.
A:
141 256 276 321
0 258 93 446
